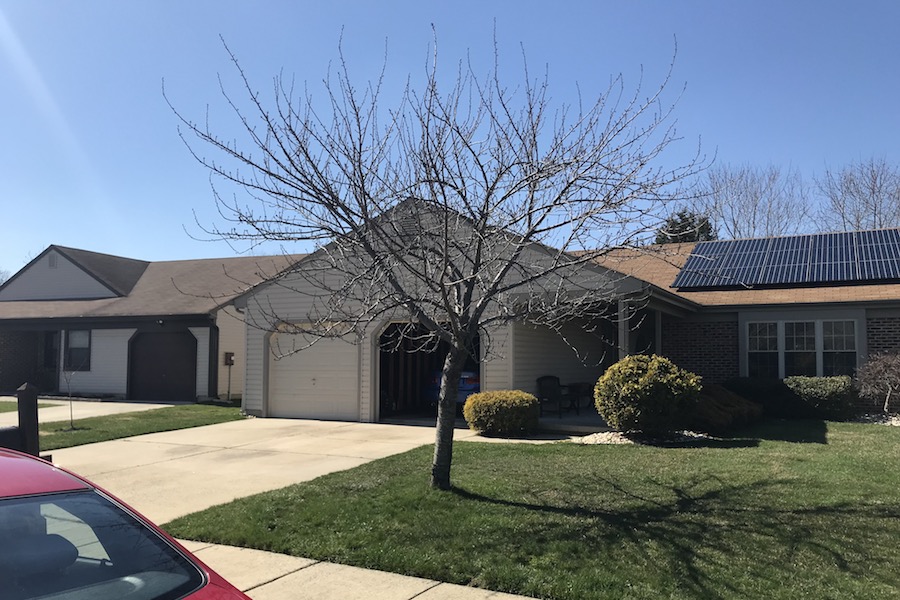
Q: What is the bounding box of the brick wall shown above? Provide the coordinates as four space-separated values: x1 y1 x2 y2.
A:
865 316 900 354
660 317 739 383
859 317 900 412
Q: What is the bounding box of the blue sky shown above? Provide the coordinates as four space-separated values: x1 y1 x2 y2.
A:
1 1 899 276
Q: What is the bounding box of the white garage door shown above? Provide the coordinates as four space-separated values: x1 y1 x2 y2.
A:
267 333 360 420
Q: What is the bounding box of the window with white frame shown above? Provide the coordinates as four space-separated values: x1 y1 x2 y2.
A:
65 330 91 371
784 321 816 376
746 319 857 379
747 322 778 379
823 321 856 376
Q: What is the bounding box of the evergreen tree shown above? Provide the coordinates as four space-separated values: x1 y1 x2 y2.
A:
655 210 717 244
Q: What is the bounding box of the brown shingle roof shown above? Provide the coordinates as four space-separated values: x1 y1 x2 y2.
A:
597 243 900 308
52 246 150 296
0 254 301 321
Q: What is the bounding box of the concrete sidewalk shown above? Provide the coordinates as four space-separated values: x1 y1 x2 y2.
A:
183 540 533 600
49 418 560 599
0 396 175 426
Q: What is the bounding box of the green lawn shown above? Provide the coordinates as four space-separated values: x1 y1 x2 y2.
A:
164 419 900 600
0 400 52 413
39 404 245 450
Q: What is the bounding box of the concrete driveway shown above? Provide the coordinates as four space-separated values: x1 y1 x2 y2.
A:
50 417 485 524
47 417 550 599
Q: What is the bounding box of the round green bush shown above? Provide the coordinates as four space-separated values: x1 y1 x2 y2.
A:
463 390 539 436
594 354 701 434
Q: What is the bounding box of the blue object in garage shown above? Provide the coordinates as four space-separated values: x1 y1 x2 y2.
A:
423 370 481 405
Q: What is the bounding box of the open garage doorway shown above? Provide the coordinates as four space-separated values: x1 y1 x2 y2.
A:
378 323 480 419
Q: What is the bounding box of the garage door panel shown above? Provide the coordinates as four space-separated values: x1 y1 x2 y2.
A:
268 334 359 420
129 331 197 402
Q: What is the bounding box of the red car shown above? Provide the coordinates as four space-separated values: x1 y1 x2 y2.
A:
0 447 250 599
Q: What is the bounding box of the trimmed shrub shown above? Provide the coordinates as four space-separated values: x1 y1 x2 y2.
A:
722 378 818 419
690 384 763 434
783 376 857 420
463 390 539 437
594 354 701 434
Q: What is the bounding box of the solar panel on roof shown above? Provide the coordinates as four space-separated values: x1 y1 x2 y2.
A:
670 239 733 288
858 229 900 280
809 232 857 283
714 238 768 285
758 235 811 285
672 228 900 289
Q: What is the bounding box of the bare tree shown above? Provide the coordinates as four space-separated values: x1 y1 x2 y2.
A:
169 38 701 489
856 352 900 414
696 164 811 239
815 157 900 232
0 269 9 285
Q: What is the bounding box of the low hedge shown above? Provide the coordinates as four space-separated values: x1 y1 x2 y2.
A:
463 390 539 437
721 378 818 419
723 376 858 420
783 375 857 420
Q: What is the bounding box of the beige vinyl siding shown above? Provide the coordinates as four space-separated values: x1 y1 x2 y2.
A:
0 250 116 300
189 327 210 398
215 306 245 399
512 320 610 396
59 329 135 396
243 326 268 414
361 323 380 422
240 239 636 419
481 322 513 392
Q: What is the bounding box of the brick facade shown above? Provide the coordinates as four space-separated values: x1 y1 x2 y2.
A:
858 316 900 412
865 316 900 354
660 316 739 383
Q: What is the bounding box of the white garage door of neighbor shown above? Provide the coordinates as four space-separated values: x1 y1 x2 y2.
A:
267 334 360 420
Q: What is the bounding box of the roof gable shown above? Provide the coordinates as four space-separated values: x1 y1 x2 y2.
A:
0 246 146 301
0 249 302 321
53 246 150 296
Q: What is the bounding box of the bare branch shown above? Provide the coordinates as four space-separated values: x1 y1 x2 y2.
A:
170 33 702 489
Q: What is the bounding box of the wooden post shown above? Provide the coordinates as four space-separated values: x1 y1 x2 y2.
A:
17 382 39 457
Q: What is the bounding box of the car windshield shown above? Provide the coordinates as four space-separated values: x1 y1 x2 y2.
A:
0 490 204 600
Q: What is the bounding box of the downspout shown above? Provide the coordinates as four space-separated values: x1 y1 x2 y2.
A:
617 300 629 360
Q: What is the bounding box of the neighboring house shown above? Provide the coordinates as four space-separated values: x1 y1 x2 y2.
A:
0 246 296 400
238 226 900 423
235 207 692 421
598 230 900 385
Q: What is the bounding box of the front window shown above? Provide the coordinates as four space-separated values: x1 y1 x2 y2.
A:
65 330 91 371
823 320 857 376
745 319 858 379
747 322 778 379
784 321 816 376
0 490 204 600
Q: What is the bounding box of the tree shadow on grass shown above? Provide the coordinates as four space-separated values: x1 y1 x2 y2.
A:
619 435 761 449
450 476 900 599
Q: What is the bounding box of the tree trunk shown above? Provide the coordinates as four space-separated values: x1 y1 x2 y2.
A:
431 347 465 489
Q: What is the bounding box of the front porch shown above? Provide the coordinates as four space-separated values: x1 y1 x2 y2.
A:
382 406 610 437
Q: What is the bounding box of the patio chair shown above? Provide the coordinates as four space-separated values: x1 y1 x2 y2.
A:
536 375 574 417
